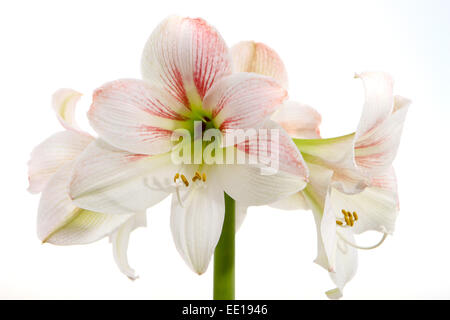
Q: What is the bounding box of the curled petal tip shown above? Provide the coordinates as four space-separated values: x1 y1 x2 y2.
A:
127 274 139 281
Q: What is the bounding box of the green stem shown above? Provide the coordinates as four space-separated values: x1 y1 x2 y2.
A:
213 193 235 300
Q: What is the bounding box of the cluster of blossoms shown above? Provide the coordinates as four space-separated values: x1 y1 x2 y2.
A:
28 16 409 298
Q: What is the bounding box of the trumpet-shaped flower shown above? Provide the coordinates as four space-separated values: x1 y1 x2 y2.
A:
231 41 409 298
68 16 309 274
28 89 145 279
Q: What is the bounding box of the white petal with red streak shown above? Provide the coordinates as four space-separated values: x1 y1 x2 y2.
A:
354 95 410 173
217 122 308 206
231 41 288 89
141 16 231 108
70 139 176 215
271 101 322 139
88 79 189 155
203 73 287 135
354 72 394 140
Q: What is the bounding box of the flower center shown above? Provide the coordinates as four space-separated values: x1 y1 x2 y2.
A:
336 209 358 227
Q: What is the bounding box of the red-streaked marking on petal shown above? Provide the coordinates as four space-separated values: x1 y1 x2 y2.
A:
141 16 232 107
202 73 287 132
89 79 187 155
231 41 289 89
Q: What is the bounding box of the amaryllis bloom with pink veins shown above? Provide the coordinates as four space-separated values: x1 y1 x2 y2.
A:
28 89 146 280
231 41 409 298
68 16 309 274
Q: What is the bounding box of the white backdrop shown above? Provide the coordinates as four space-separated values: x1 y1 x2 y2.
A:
1 0 449 299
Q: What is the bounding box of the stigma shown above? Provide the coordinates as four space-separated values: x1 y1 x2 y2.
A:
336 209 358 227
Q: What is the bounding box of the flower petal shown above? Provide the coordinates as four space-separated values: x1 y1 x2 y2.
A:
231 41 288 89
203 73 288 133
271 101 322 139
295 135 370 195
218 122 308 206
28 131 93 194
141 16 231 108
89 79 190 155
70 139 175 215
38 163 132 244
354 72 394 140
326 228 358 299
269 192 309 211
235 203 248 232
354 95 410 173
328 167 399 235
52 88 86 133
301 163 335 271
109 212 147 280
170 168 225 274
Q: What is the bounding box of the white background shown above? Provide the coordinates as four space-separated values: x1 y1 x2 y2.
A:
1 0 449 299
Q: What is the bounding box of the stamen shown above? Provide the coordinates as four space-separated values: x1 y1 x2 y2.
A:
337 209 359 228
336 221 343 226
344 215 350 226
173 173 180 183
348 215 354 227
337 231 388 250
180 174 189 187
192 171 202 182
202 173 206 182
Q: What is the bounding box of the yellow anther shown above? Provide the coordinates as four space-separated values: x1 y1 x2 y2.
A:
344 215 350 226
336 221 344 226
202 173 207 182
194 171 202 179
341 209 347 216
353 212 358 221
174 173 180 183
180 174 189 187
348 215 354 227
192 176 200 182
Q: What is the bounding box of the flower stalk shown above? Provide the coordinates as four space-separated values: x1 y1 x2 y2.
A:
213 193 235 300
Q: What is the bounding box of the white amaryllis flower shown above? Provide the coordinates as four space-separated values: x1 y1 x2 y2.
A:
231 41 409 298
68 16 309 275
294 73 410 299
28 89 146 280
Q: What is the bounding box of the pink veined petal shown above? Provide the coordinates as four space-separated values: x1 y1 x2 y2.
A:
354 95 410 173
203 73 288 134
354 72 394 141
271 101 322 139
141 16 231 108
38 162 132 245
70 139 175 215
217 122 308 206
52 88 87 134
231 41 288 89
170 167 225 274
89 79 189 155
28 130 93 194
